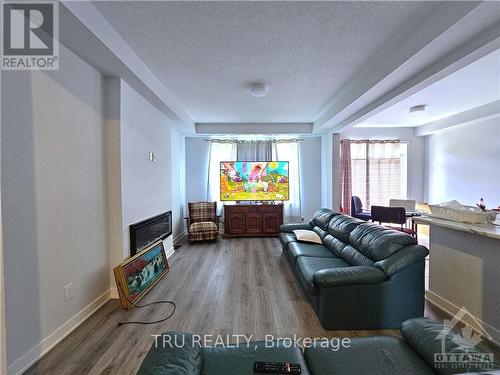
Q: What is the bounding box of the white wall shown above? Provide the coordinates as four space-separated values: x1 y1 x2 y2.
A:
185 137 210 203
340 127 426 203
120 80 173 255
425 118 500 206
299 138 323 219
170 129 186 243
320 133 333 209
104 77 125 293
1 45 109 373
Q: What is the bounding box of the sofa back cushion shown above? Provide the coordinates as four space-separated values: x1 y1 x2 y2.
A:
322 235 373 266
349 222 417 261
327 215 363 243
308 209 340 240
309 211 418 266
323 235 347 257
137 332 202 375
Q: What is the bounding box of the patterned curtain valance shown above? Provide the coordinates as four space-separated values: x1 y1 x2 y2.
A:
345 139 400 144
205 138 303 144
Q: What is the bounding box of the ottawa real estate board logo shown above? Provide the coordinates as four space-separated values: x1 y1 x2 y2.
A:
1 0 59 70
434 308 495 371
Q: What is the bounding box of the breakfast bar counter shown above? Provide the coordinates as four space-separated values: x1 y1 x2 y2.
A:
413 216 500 240
413 216 500 343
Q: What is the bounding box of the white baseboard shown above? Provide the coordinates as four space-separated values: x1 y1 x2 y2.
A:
8 289 111 375
110 286 119 299
426 290 500 346
173 230 187 246
165 245 175 259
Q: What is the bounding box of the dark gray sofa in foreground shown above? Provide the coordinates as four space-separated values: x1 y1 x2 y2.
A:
137 318 499 374
280 208 429 330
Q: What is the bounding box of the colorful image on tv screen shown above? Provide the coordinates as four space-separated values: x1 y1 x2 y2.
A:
220 161 289 201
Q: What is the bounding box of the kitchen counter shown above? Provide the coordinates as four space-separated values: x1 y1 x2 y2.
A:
413 215 500 240
416 215 500 344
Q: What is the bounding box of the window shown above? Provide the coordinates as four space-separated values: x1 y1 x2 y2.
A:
350 140 408 208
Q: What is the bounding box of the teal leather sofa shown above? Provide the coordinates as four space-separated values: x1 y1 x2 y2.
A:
280 208 429 330
137 318 499 374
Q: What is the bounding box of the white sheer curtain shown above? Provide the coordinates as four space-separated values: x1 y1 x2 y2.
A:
274 141 301 222
207 141 237 213
350 140 401 208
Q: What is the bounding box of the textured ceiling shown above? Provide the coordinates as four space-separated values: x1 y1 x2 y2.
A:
93 1 475 123
358 48 500 127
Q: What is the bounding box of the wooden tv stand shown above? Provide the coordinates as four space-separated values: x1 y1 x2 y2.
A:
223 203 284 238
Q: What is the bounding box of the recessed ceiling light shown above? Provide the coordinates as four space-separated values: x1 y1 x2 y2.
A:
249 82 267 97
409 105 426 114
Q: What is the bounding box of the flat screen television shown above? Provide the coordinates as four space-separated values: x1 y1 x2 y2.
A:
220 161 289 201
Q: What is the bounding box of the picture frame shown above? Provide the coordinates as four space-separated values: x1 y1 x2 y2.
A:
113 240 169 309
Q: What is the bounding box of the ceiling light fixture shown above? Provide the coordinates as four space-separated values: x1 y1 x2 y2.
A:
249 82 267 97
409 104 426 114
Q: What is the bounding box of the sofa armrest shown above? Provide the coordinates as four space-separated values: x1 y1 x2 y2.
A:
401 318 500 373
313 266 386 288
280 223 311 233
137 332 202 375
374 245 429 277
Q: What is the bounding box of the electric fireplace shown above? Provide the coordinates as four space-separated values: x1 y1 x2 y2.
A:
129 211 172 256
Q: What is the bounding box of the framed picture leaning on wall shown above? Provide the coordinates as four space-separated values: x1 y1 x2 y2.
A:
113 240 169 309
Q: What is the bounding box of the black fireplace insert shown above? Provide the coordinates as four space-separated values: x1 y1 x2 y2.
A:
130 211 172 256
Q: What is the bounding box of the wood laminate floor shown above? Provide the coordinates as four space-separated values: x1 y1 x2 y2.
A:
26 237 451 375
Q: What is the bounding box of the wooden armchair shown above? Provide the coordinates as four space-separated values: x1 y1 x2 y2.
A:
185 201 219 242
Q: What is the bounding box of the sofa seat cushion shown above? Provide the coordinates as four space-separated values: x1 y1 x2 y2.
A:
295 257 350 296
304 336 434 375
279 232 297 249
202 341 311 375
288 242 335 265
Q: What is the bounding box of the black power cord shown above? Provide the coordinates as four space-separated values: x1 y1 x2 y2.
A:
117 282 176 326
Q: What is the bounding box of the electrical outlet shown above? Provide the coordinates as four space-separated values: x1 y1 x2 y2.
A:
64 283 74 301
300 216 305 221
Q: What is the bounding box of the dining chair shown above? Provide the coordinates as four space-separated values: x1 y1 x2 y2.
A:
371 205 416 237
351 196 372 221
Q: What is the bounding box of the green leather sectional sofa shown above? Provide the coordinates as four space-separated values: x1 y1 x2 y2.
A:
279 208 429 330
137 318 499 374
